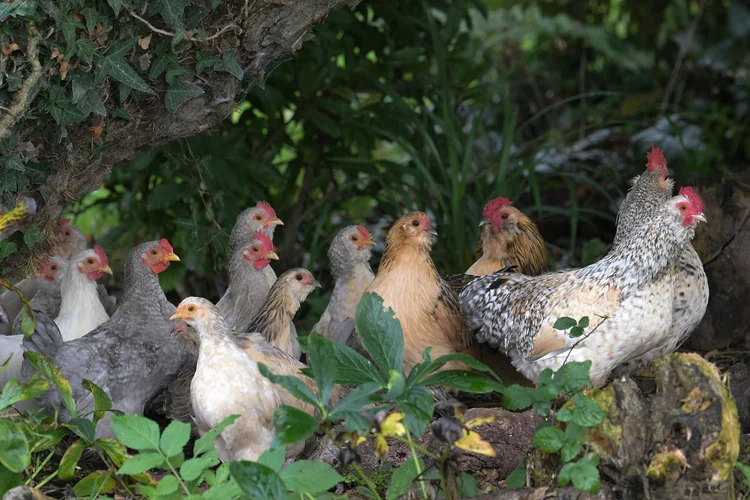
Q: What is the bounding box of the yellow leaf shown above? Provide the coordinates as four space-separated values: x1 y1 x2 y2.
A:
374 435 388 461
342 431 366 448
465 415 495 429
455 405 467 421
380 412 406 438
455 430 495 457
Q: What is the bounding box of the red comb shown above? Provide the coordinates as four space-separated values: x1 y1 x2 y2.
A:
59 218 71 227
646 145 667 171
256 201 277 219
483 197 513 220
678 186 705 213
251 230 274 250
38 256 52 273
356 226 371 240
93 245 108 267
159 238 174 254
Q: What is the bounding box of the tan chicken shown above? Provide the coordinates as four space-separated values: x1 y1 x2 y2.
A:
246 268 320 359
460 188 707 387
312 225 375 341
170 297 337 461
363 212 478 375
467 197 547 277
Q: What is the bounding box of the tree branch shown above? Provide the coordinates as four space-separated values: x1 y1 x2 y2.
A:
0 23 42 141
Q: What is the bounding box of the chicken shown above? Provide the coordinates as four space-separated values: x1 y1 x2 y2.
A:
247 268 321 359
362 212 478 375
467 197 547 277
54 219 88 259
170 297 327 461
217 231 279 332
0 256 65 336
21 239 189 437
312 225 375 341
1 248 112 396
229 201 284 287
611 147 709 373
460 188 707 387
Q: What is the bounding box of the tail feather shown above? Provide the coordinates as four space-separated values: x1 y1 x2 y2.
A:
21 310 63 357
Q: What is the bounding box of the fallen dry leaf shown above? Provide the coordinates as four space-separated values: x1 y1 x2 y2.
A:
59 60 69 80
2 42 19 56
139 34 152 50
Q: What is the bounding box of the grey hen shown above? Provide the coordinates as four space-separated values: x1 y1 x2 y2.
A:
21 239 189 438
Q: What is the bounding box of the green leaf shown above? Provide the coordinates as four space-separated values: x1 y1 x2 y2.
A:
501 384 534 411
59 439 86 480
111 414 161 450
20 306 34 337
569 326 584 338
553 317 577 330
331 341 383 385
156 475 180 496
279 460 343 494
532 426 565 453
258 447 285 473
0 421 30 473
0 1 37 19
0 375 48 411
307 334 337 406
387 458 423 500
505 459 526 488
160 420 191 457
571 462 600 494
196 52 218 74
555 361 593 393
229 461 289 500
397 385 433 436
112 107 132 120
151 0 187 30
24 352 77 418
578 317 589 328
116 452 165 475
0 241 18 261
101 57 155 95
74 472 116 497
272 406 318 447
107 0 122 16
561 422 584 463
0 464 23 496
107 37 140 59
3 157 25 171
308 110 341 138
556 393 606 427
82 379 112 424
258 363 320 408
65 418 96 443
457 472 481 497
215 51 244 80
736 463 750 486
180 454 219 481
328 382 383 422
165 80 205 113
355 293 404 377
96 438 129 467
194 414 240 455
422 370 504 393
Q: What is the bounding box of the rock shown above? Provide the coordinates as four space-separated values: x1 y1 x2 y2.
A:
468 484 614 499
727 363 750 433
1 486 53 500
686 174 750 351
529 353 740 500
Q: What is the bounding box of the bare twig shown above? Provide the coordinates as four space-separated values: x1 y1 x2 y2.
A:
128 10 240 42
660 0 706 113
0 23 42 140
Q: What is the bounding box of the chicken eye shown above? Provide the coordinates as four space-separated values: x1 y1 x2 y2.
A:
252 246 259 252
151 249 158 255
351 236 358 241
87 258 95 264
187 306 195 312
64 231 70 236
255 215 263 221
501 213 509 220
679 204 687 211
412 220 420 227
295 274 303 281
51 265 57 271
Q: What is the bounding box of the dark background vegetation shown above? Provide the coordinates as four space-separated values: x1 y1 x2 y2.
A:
55 0 749 331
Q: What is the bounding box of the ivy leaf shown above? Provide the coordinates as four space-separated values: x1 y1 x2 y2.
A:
101 57 155 95
0 241 18 261
165 81 204 113
75 39 97 65
72 76 95 104
3 157 25 171
215 51 244 80
553 317 577 330
23 225 44 249
107 0 122 16
196 52 218 74
107 37 140 60
0 1 37 19
151 0 187 30
112 107 132 120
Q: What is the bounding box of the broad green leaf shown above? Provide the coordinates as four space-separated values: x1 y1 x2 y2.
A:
82 379 112 424
0 241 17 261
72 76 95 104
65 418 96 443
422 370 504 393
505 459 526 488
101 57 155 95
107 0 122 16
331 341 383 385
258 447 285 473
0 464 23 496
0 375 48 411
308 110 341 138
532 426 565 453
22 225 44 248
271 406 318 447
196 52 219 74
151 0 187 30
307 333 337 406
24 352 76 418
410 352 494 384
215 51 244 80
569 326 584 338
180 454 219 482
457 472 481 497
279 460 343 494
555 361 593 393
111 414 161 450
59 439 86 479
0 1 37 18
501 384 534 411
156 475 180 496
561 422 584 463
49 101 89 125
553 317 577 330
737 463 750 486
328 382 383 420
397 385 433 435
165 81 205 113
194 415 240 455
0 421 30 472
229 461 289 500
107 37 140 59
387 458 423 500
355 293 404 376
578 317 590 328
571 462 600 494
116 452 164 475
258 363 320 408
96 438 129 467
20 307 34 337
160 420 191 457
74 472 116 497
556 393 606 427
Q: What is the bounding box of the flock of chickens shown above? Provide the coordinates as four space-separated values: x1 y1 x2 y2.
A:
0 146 709 463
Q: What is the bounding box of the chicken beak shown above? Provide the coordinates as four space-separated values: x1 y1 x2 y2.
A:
361 239 376 247
479 219 490 228
98 265 113 275
169 310 189 321
310 278 322 288
265 251 280 260
166 252 181 262
428 229 438 237
695 213 707 224
267 218 284 227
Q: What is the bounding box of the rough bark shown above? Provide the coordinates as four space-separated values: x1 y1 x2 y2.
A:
1 0 359 279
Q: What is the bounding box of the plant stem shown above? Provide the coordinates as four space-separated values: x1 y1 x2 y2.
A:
162 453 191 496
392 436 439 461
34 469 58 489
351 463 382 500
26 449 55 485
404 432 428 500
